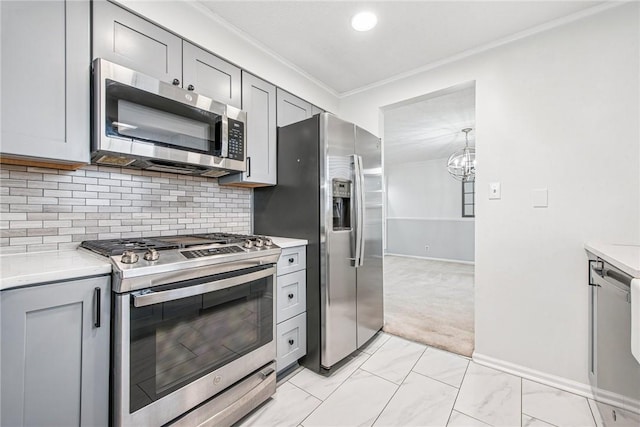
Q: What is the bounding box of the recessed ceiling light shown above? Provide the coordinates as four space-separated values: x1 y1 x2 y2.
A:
351 11 377 32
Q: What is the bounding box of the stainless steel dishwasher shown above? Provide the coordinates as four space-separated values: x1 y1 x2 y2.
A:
589 259 640 416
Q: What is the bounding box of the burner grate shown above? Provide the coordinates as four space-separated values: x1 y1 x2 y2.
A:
80 238 179 256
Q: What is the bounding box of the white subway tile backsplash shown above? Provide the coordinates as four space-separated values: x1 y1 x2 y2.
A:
1 164 251 253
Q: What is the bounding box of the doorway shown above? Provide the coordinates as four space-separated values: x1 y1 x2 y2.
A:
381 82 476 357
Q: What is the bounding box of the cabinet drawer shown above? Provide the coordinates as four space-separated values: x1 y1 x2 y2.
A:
277 246 306 275
277 270 306 323
276 313 307 373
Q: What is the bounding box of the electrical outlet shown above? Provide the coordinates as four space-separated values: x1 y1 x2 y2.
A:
425 245 430 252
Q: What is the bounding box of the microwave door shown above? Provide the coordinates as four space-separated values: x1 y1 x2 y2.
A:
92 58 246 176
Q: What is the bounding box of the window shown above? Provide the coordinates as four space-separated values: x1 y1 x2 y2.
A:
462 181 475 217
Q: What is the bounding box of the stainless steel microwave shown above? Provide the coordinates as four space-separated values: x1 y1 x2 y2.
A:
91 58 246 177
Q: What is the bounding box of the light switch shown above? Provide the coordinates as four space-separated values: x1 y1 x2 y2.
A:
532 188 548 208
489 182 501 200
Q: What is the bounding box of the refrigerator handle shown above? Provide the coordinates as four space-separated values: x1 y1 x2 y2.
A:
353 154 365 267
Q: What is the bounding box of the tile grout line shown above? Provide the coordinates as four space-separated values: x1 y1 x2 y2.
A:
522 377 601 427
445 357 471 426
410 365 464 390
297 352 373 426
521 412 561 427
368 344 429 426
586 398 599 427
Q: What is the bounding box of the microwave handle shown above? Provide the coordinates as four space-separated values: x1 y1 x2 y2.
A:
220 116 229 158
131 266 276 307
246 156 251 178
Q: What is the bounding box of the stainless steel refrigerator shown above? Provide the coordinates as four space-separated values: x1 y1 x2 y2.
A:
254 113 383 373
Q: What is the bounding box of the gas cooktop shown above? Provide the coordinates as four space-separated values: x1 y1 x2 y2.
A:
80 233 281 293
81 233 274 257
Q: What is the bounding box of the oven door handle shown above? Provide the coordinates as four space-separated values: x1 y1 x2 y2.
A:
131 266 276 307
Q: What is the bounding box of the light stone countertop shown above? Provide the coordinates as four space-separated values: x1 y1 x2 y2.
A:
268 236 308 249
0 249 112 291
585 242 640 278
0 237 308 291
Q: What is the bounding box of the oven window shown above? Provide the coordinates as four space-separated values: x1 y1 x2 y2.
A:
128 270 273 413
105 79 220 154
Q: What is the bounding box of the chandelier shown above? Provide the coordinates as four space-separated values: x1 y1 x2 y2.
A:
447 128 476 182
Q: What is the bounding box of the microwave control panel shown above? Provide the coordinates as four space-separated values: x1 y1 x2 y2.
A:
227 119 245 161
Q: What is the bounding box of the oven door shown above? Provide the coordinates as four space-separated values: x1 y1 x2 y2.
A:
112 265 276 427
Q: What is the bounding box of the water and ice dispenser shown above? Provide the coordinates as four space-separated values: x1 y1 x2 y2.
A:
332 179 351 230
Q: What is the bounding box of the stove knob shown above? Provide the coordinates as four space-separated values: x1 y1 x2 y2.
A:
121 250 139 264
243 239 253 249
143 248 159 261
263 237 273 247
255 238 264 248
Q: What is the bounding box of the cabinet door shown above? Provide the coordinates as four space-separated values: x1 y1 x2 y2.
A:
311 105 325 116
183 41 241 108
1 0 89 164
276 88 313 127
219 72 276 187
1 276 110 427
92 0 182 84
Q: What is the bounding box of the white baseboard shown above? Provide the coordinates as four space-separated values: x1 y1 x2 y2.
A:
385 252 475 265
472 352 640 415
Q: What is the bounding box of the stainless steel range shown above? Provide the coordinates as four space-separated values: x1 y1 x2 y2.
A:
81 233 281 427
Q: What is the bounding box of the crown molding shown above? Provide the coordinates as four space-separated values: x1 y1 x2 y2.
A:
190 1 340 98
339 1 627 98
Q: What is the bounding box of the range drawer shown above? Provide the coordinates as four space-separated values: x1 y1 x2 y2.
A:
276 246 306 276
276 312 307 372
277 270 306 323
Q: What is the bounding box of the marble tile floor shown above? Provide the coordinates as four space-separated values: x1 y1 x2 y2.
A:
235 332 640 427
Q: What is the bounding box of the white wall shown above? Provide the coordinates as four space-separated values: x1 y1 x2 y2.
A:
116 0 339 113
385 159 475 261
386 159 462 219
340 3 640 389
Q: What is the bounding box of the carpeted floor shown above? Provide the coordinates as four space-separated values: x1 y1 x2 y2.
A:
383 255 475 357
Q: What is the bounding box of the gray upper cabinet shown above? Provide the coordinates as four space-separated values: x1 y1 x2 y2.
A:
183 41 241 109
1 276 110 427
277 88 314 127
311 105 325 116
0 0 90 165
92 0 182 84
93 2 241 108
220 72 277 187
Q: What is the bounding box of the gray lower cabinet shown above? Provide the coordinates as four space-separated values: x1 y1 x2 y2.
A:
93 1 241 108
220 72 277 187
0 0 90 165
277 89 314 127
276 245 308 373
1 276 110 427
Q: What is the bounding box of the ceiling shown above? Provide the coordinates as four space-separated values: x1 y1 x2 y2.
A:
200 1 602 95
384 85 475 166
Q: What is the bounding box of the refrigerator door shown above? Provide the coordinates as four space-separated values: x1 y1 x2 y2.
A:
355 126 384 348
320 114 359 368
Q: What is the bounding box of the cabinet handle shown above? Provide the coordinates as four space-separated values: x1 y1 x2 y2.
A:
172 78 180 86
288 339 294 345
187 84 195 91
94 287 101 328
288 258 295 263
288 293 294 299
246 157 251 178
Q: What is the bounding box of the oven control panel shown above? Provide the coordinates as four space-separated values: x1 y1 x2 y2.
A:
182 246 244 259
